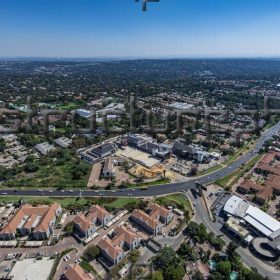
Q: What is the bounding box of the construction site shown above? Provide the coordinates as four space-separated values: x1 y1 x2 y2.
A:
129 164 166 179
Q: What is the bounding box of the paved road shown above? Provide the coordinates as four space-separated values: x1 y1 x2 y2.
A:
1 121 280 198
191 192 280 280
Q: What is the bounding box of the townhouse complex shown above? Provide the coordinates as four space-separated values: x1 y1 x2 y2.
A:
0 203 61 240
73 205 113 239
130 203 173 236
98 225 141 266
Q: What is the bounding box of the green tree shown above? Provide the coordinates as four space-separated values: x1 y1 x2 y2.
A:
226 242 239 261
152 271 164 280
209 272 223 280
0 138 5 152
130 249 140 263
83 245 100 261
153 247 184 280
177 242 197 261
71 161 89 180
192 270 204 280
24 162 39 173
217 261 231 278
211 237 225 251
64 221 74 236
164 264 185 280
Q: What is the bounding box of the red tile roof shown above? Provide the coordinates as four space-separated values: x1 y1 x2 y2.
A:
131 209 160 230
0 203 60 235
265 174 280 191
73 214 94 232
112 225 139 246
260 153 275 164
88 205 111 221
149 203 170 220
256 188 273 201
98 236 123 260
239 180 264 192
64 263 96 280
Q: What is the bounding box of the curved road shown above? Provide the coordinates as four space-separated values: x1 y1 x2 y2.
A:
1 122 280 198
1 123 280 279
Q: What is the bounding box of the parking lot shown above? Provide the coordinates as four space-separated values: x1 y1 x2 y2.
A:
211 193 231 217
0 260 13 279
116 146 160 168
8 257 55 280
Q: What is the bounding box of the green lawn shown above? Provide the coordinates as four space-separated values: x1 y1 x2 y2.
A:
0 196 139 210
215 154 262 189
155 193 192 212
127 177 170 188
56 102 81 110
198 140 255 176
198 164 223 176
0 197 89 207
79 259 98 275
225 140 254 164
105 197 138 208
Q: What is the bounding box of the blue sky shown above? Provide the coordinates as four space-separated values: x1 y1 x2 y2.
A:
1 0 280 57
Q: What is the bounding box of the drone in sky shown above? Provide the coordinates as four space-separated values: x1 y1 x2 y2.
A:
135 0 160 12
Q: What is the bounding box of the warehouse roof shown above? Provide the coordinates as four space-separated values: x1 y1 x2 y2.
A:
224 196 280 238
245 205 280 236
223 195 249 218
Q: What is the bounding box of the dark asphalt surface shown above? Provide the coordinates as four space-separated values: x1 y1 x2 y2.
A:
1 123 280 279
1 122 280 198
192 192 280 280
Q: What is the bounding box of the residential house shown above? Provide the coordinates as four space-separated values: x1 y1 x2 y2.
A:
265 174 280 195
260 153 275 165
35 142 55 155
98 237 125 266
237 180 264 194
255 188 273 205
255 163 280 176
148 203 173 225
130 209 163 236
0 203 61 240
73 205 112 239
98 225 141 267
112 225 141 250
88 205 113 227
61 263 96 280
72 214 96 239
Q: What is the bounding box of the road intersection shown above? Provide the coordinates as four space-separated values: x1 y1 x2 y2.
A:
1 121 280 199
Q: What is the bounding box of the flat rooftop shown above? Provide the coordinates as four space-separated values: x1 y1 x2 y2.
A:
8 257 55 280
116 146 159 168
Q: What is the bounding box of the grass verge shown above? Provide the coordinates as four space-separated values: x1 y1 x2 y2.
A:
215 154 262 189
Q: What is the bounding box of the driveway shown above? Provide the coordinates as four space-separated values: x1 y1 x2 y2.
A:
190 192 280 280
